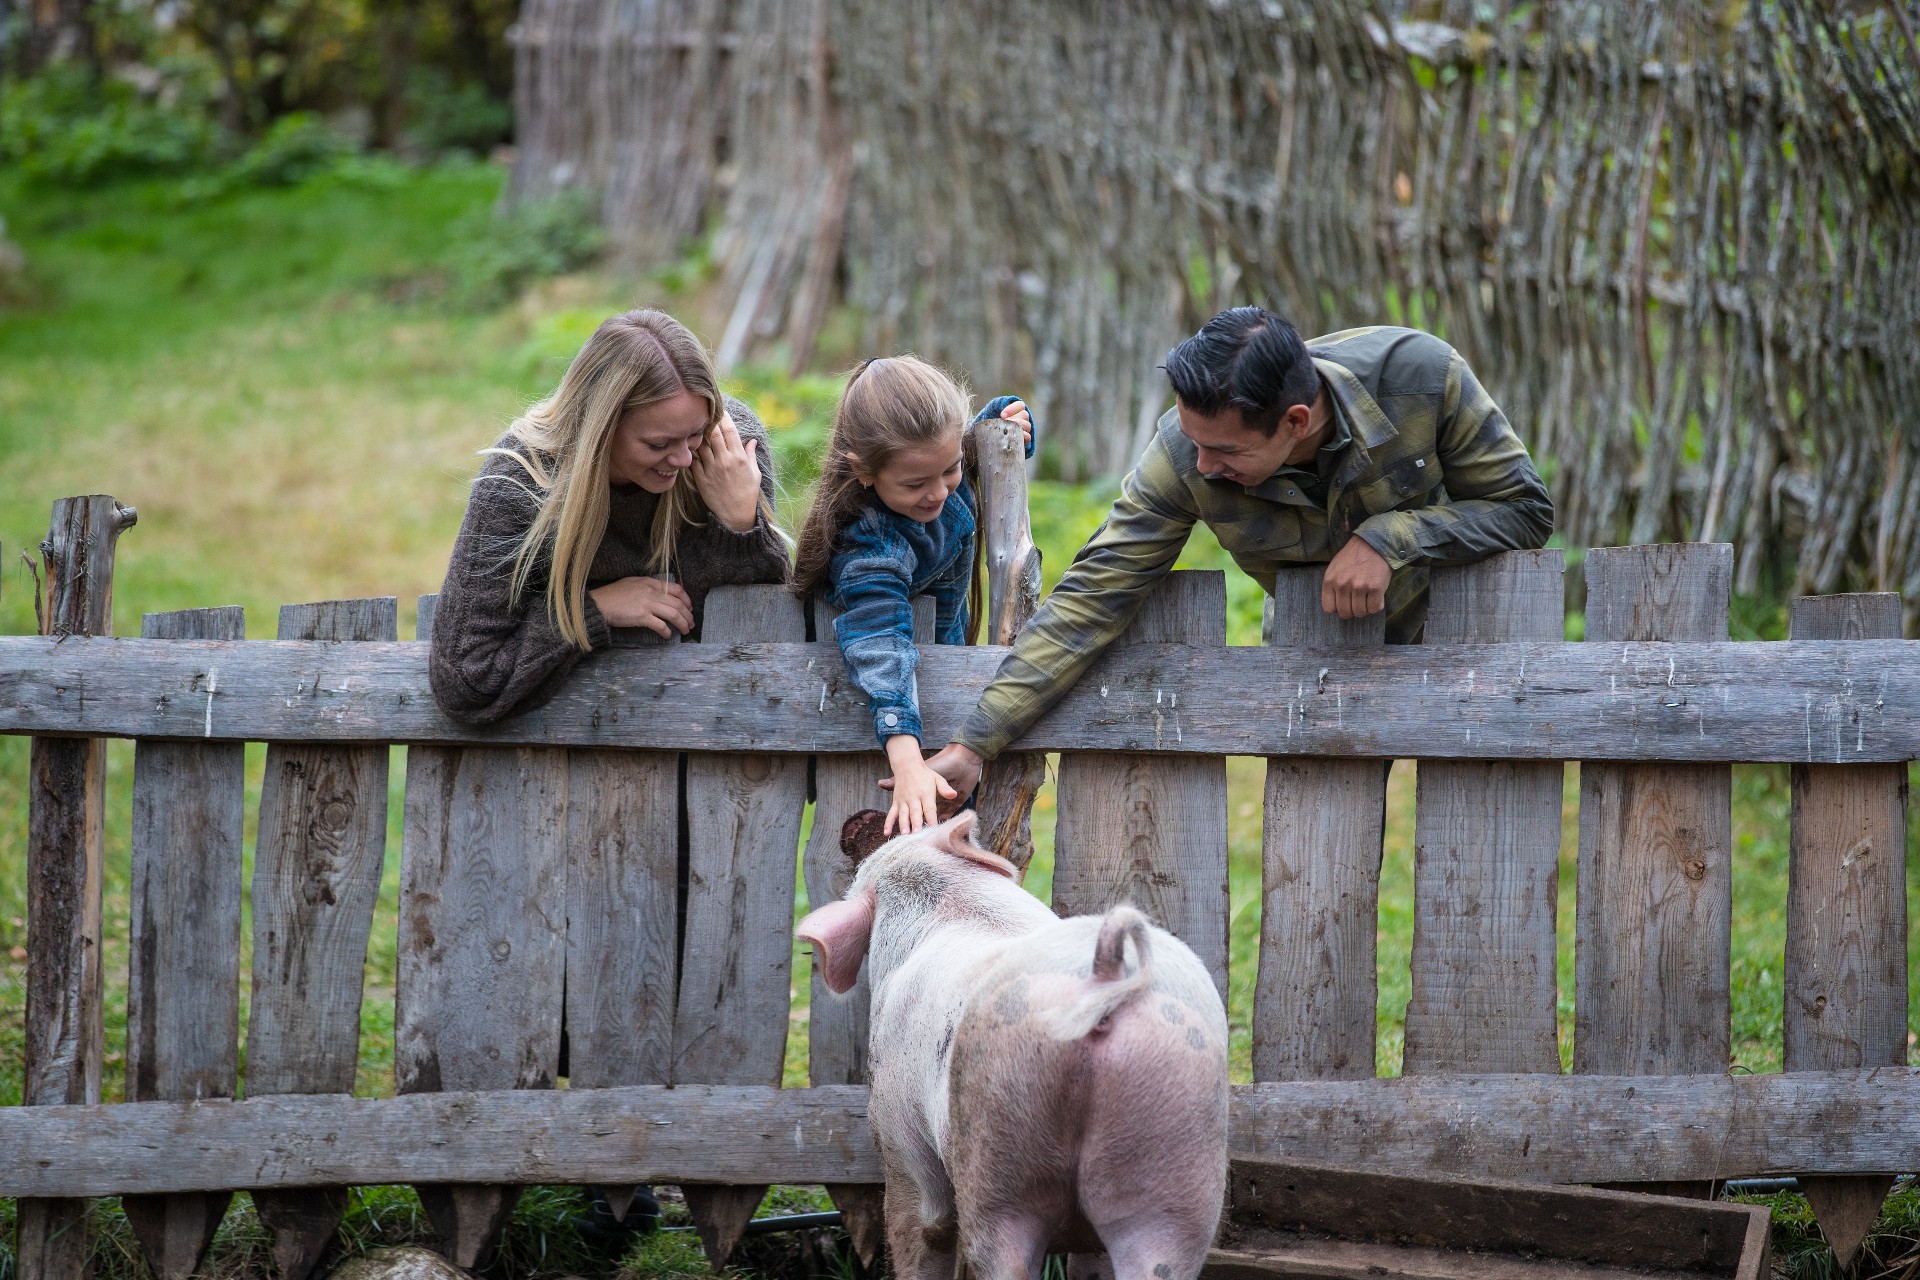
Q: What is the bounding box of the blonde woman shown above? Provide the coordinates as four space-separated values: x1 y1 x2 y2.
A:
430 308 788 724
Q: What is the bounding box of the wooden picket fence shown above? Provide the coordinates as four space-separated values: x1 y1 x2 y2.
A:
2 477 1917 1280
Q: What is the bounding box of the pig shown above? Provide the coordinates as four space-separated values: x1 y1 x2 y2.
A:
797 809 1228 1280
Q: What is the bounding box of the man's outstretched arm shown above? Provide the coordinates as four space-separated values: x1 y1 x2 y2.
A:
938 437 1199 783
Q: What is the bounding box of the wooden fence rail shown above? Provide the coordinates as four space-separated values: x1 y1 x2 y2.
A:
5 495 1914 1280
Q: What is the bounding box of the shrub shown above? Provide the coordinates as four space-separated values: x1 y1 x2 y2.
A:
226 112 359 187
452 189 606 306
0 68 222 185
404 68 513 156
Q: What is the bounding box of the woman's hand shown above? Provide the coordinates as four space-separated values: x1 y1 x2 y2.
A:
883 736 959 835
588 575 694 639
689 411 762 533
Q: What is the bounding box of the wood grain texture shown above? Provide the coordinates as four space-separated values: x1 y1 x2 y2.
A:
1576 546 1733 1084
123 606 245 1280
973 410 1046 866
20 495 134 1280
398 730 567 1265
249 598 396 1280
1254 567 1386 1082
675 585 808 1268
9 634 1920 761
8 1072 1920 1197
1404 552 1564 1075
1053 571 1229 997
1786 592 1908 1265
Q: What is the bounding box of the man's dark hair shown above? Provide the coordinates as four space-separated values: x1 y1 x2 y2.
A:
1162 306 1319 437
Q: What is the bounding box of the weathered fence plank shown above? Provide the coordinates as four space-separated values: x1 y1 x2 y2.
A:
7 1072 1920 1197
973 411 1046 866
1254 567 1387 1081
804 597 933 1267
14 634 1920 761
1785 592 1910 1264
674 584 809 1268
19 494 133 1280
397 596 568 1268
248 597 397 1280
1576 544 1733 1198
123 606 247 1280
1053 570 1229 997
1404 552 1565 1074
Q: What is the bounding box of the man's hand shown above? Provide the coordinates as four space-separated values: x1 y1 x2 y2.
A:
1321 537 1391 619
882 742 984 818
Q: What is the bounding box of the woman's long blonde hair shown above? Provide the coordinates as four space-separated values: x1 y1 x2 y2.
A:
792 355 985 644
489 308 722 650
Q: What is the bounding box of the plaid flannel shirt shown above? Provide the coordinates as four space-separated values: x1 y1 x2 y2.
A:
957 326 1553 760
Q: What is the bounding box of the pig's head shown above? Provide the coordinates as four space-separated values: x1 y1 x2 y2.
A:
796 809 1020 994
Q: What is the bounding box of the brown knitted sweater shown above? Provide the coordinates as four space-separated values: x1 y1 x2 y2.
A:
429 396 790 724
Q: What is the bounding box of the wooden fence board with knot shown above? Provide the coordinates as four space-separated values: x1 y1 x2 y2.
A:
3 487 1916 1279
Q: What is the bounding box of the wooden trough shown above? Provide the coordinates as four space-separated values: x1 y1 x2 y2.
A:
1209 1158 1771 1280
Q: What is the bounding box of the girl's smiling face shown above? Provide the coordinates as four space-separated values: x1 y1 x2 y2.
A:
858 430 964 522
610 388 711 492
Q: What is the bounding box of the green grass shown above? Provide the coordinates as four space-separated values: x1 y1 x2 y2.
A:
2 162 1919 1279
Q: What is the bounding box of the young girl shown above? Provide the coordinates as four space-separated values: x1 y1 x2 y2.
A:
792 356 1033 835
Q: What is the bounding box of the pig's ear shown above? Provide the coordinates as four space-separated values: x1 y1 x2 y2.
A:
797 889 877 994
840 809 890 864
935 811 1019 880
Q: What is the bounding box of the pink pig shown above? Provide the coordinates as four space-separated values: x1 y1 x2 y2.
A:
798 810 1228 1280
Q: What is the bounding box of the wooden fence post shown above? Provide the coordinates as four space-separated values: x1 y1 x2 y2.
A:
397 593 569 1268
122 606 247 1280
1052 570 1230 998
17 494 134 1280
972 412 1045 867
1575 543 1733 1198
1253 567 1387 1081
673 584 809 1269
248 598 398 1280
804 595 934 1268
1786 592 1909 1265
1403 551 1565 1074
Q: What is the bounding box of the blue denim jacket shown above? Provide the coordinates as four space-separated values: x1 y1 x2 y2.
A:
823 396 1035 745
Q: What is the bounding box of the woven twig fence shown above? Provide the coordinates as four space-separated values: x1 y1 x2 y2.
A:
511 0 1920 616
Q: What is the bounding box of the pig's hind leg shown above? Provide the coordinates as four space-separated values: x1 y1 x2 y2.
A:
881 1134 960 1280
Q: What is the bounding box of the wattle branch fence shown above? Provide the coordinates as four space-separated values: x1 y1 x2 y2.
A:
509 0 1920 615
2 431 1917 1280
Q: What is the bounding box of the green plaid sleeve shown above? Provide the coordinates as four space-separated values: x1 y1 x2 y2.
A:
1352 351 1554 569
956 435 1197 759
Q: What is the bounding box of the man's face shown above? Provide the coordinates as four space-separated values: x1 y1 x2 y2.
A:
1176 400 1315 487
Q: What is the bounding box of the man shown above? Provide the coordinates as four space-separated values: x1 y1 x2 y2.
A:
925 307 1554 797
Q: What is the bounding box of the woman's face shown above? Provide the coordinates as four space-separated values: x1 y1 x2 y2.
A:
609 389 711 492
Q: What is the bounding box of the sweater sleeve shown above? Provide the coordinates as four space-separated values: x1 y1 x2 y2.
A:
428 443 612 725
676 395 793 632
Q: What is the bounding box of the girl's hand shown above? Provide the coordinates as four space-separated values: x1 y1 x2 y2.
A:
883 736 959 835
689 411 762 532
589 575 694 638
998 398 1033 448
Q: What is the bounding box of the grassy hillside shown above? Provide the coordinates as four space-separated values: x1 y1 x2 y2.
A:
1 158 1917 1280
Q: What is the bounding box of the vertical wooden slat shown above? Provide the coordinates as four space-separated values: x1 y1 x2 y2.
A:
123 605 247 1280
248 597 398 1280
1052 570 1230 998
972 411 1046 867
674 584 809 1269
804 596 933 1268
1254 567 1388 1081
1787 592 1908 1265
397 594 569 1268
562 742 678 1223
1404 551 1565 1074
19 494 133 1280
1575 543 1733 1198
